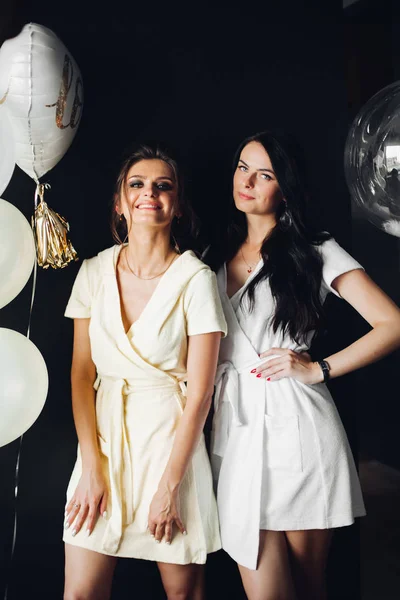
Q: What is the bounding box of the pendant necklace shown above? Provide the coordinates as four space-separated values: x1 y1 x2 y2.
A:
240 246 259 274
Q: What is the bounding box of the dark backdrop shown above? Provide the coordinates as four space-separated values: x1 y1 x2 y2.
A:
0 4 376 599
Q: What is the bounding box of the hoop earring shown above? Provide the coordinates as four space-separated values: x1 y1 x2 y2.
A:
117 213 128 244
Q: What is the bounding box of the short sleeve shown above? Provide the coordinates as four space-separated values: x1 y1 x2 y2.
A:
184 268 228 337
64 259 94 319
319 238 364 298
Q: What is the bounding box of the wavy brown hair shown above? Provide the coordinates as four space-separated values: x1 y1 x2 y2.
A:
110 143 198 251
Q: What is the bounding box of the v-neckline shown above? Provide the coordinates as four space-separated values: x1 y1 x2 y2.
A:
113 244 186 336
225 259 263 302
216 263 261 362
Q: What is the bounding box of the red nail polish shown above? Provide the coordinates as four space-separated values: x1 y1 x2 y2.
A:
251 369 256 373
256 373 261 378
267 377 271 381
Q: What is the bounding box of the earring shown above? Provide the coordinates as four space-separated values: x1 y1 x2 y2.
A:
172 234 181 254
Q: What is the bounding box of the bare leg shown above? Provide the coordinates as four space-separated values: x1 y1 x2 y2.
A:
285 529 333 600
157 562 205 600
64 543 117 600
238 530 296 600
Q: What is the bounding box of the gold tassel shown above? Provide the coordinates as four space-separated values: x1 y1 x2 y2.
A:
31 183 78 269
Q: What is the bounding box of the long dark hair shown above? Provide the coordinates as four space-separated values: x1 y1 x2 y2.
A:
111 143 199 252
206 130 331 344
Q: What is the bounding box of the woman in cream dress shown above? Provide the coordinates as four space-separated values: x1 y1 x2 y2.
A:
206 131 400 600
63 144 227 600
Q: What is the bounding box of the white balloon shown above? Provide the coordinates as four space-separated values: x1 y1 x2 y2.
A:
0 108 16 195
0 198 36 308
0 22 83 182
0 328 48 447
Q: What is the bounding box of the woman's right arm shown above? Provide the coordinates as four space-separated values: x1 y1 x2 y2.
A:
70 318 98 467
64 318 108 537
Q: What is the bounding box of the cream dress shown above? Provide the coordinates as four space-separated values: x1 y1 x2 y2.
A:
63 245 227 564
210 238 366 570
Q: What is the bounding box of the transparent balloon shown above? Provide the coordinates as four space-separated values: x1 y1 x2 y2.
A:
344 80 400 237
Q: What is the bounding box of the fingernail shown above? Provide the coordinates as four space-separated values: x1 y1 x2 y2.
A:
86 528 91 537
267 377 271 381
103 511 107 518
250 369 256 373
71 529 77 537
64 522 70 529
155 539 160 544
150 534 154 538
166 541 171 545
64 510 68 516
183 530 187 536
256 373 261 378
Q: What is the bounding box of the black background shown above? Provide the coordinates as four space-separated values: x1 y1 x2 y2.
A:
0 1 399 598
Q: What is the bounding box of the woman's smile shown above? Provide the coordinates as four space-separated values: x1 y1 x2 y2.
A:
238 191 256 200
135 202 162 210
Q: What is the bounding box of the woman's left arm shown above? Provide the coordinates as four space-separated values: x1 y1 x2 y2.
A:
148 331 221 543
257 269 400 384
316 269 400 380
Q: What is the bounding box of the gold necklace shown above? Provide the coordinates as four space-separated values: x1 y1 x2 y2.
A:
240 246 259 274
124 247 178 280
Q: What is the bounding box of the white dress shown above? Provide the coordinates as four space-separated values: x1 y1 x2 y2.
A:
210 238 366 570
63 245 227 564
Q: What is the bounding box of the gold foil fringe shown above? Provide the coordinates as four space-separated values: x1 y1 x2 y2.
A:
31 183 78 269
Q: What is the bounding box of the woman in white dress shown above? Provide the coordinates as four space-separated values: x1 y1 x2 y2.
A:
206 131 400 600
62 144 227 600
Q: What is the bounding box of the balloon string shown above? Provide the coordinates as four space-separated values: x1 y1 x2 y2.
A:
3 259 38 600
27 260 37 340
3 434 23 600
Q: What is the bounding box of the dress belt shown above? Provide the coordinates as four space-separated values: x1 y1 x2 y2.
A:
212 361 246 457
212 357 272 457
93 374 186 554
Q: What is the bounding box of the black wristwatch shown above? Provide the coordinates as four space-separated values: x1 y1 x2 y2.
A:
317 359 330 383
